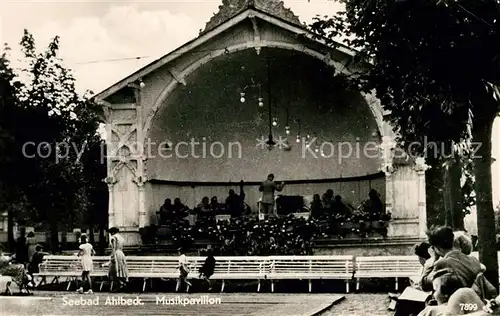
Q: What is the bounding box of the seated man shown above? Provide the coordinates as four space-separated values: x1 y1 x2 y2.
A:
226 181 246 218
310 194 324 219
210 196 222 214
421 226 483 292
331 195 352 219
172 198 189 219
157 198 173 225
368 189 384 220
321 189 334 209
196 197 212 217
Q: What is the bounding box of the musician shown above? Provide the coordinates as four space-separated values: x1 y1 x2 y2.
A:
259 174 285 217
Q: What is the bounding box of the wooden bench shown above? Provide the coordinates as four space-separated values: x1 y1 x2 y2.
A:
36 255 109 290
189 256 269 292
267 255 354 293
354 256 421 291
126 256 180 292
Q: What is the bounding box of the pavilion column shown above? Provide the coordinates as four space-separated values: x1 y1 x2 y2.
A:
105 176 117 228
414 157 430 238
380 135 396 215
133 174 148 228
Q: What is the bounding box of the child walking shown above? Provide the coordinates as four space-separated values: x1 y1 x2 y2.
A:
77 235 95 294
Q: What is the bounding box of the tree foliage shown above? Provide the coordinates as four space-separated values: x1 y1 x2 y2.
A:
0 30 106 252
311 0 500 286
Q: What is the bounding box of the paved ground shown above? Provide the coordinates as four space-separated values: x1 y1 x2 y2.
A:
321 294 393 316
0 292 347 316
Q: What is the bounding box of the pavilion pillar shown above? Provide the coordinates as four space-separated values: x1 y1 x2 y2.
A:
104 177 117 228
414 157 430 238
380 135 396 215
99 82 149 246
134 174 148 228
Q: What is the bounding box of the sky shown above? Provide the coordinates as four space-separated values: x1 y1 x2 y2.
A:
0 0 499 204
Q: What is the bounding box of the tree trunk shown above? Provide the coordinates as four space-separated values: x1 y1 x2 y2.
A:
472 113 498 289
49 216 59 254
426 155 446 226
98 224 106 255
443 163 454 227
7 207 15 252
450 156 464 230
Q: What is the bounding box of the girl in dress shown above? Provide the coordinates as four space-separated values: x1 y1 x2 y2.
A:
26 232 37 265
77 235 95 294
107 227 128 292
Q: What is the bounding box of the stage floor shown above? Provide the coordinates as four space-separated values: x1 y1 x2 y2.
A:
0 292 347 316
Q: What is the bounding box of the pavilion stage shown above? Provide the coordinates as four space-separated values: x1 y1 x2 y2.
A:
95 0 427 248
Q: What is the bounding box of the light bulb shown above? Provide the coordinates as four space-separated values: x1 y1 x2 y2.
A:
240 97 245 103
315 147 319 153
296 135 300 143
285 129 290 135
272 120 278 127
258 98 264 107
139 81 145 88
240 92 245 103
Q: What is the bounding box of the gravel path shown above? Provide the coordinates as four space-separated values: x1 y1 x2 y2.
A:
321 294 394 316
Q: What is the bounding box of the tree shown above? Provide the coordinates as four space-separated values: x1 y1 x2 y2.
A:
311 0 500 286
9 30 105 252
0 45 27 251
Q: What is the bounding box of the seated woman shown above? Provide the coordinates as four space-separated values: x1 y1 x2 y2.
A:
0 247 32 294
454 231 473 255
28 244 45 276
410 241 432 289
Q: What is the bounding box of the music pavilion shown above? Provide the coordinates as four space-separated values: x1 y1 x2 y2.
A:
94 0 428 251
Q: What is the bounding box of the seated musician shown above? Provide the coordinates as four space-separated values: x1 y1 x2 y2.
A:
321 189 335 209
368 189 384 220
331 195 352 219
310 194 324 219
225 180 246 218
196 197 215 224
172 198 189 219
196 197 212 215
158 198 173 225
210 196 223 214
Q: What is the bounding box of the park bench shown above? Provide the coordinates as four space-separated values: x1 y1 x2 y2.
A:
267 255 354 293
354 256 421 291
188 256 269 292
126 256 180 292
36 255 109 290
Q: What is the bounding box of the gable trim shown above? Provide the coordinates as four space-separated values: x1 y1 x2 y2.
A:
142 40 383 139
94 8 355 101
